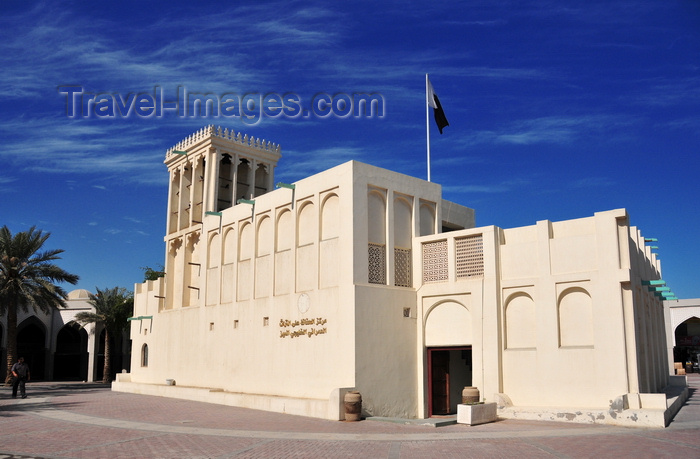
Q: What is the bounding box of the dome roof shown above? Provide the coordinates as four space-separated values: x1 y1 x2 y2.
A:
67 289 92 300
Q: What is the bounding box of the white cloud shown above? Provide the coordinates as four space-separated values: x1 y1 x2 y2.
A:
443 184 511 194
444 177 534 195
460 115 631 146
0 2 346 101
0 117 166 185
570 177 616 189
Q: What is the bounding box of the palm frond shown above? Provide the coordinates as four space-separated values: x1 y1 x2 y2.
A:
0 225 79 316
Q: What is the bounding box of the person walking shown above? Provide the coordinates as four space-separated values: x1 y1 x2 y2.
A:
11 357 30 399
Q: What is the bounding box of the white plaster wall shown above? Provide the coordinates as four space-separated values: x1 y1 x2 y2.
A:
413 210 665 413
501 210 668 407
424 300 471 347
414 226 500 417
130 162 361 408
499 210 657 408
132 286 356 401
354 285 418 418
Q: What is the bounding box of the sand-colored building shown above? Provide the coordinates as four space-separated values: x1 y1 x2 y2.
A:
1 288 128 382
114 126 685 427
665 298 700 373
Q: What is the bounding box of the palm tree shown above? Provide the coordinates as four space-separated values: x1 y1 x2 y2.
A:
0 226 79 384
75 287 133 384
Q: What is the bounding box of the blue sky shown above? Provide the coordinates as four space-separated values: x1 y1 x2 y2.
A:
1 1 699 299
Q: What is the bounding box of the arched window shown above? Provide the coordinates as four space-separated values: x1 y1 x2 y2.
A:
255 216 273 298
505 293 536 349
275 209 294 295
393 197 412 287
320 194 340 288
207 233 221 269
239 223 254 261
276 210 293 252
141 344 148 367
237 222 254 300
297 202 316 247
321 194 340 240
221 227 236 303
296 202 317 292
236 158 251 200
217 154 233 210
368 190 386 284
419 203 436 236
256 216 272 257
558 287 593 347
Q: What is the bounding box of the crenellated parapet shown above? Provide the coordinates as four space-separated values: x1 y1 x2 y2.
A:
164 125 283 303
166 125 281 159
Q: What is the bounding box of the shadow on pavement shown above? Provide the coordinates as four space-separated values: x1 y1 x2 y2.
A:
0 381 111 417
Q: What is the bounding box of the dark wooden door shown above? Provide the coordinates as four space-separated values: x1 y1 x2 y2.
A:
431 350 450 415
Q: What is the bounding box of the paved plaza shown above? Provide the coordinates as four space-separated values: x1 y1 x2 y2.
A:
1 374 699 458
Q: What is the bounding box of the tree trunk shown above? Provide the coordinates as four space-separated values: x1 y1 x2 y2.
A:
102 329 111 384
5 304 17 385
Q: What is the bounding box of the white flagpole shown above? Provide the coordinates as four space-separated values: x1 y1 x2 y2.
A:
426 73 431 182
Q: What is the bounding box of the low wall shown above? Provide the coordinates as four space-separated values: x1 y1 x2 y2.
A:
495 381 689 428
112 375 350 421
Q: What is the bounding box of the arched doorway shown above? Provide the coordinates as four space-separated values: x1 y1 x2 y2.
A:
674 316 700 371
54 323 88 381
427 346 472 416
17 321 46 380
424 300 473 416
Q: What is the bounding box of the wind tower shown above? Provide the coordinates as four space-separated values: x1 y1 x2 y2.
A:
161 125 281 309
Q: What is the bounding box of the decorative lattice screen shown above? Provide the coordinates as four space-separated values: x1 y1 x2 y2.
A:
368 243 386 284
456 234 484 279
422 240 448 283
394 247 412 287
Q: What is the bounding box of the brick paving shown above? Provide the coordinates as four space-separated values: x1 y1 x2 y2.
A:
0 374 698 458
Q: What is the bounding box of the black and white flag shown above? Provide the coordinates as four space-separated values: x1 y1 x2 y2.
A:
426 77 449 134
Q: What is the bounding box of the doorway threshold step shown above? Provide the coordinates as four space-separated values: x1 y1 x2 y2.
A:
366 415 457 428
